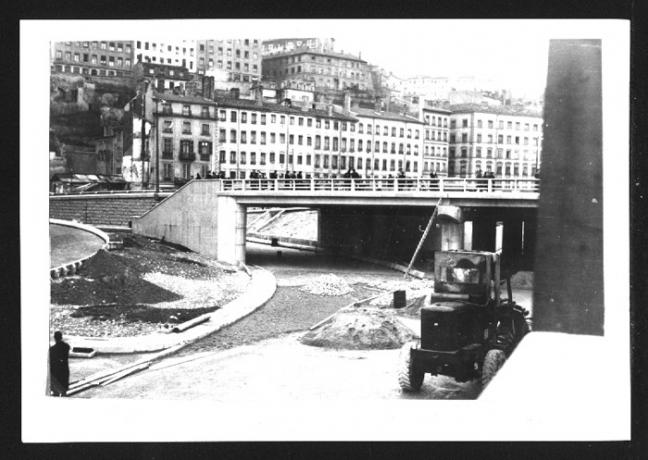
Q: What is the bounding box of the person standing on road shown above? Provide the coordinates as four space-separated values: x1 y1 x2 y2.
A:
49 331 70 396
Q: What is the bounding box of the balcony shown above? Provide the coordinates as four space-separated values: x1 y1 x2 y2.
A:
162 151 173 160
179 151 196 162
199 154 210 162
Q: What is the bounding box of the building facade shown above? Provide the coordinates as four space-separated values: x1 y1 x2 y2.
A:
447 105 543 178
133 62 193 93
51 41 134 77
196 38 263 83
262 49 373 93
421 107 450 176
212 94 425 179
149 93 219 184
134 40 197 72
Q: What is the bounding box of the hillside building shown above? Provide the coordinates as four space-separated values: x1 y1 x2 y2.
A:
51 40 134 77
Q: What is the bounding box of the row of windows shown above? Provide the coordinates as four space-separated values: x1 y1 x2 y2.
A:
215 151 420 173
423 115 449 127
219 110 421 137
55 51 131 68
198 46 260 60
425 129 448 142
423 161 447 173
450 133 540 145
161 139 212 158
267 66 365 81
198 58 258 73
424 146 448 157
451 118 540 131
136 54 194 70
61 41 132 53
272 54 364 68
449 147 538 161
218 130 421 155
54 65 123 77
450 160 538 177
136 41 195 55
161 121 214 136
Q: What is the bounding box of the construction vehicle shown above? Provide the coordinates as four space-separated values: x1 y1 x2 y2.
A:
398 248 530 392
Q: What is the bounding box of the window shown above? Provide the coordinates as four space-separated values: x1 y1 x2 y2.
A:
280 134 285 144
461 133 468 143
307 118 313 127
250 152 256 165
163 120 173 133
201 124 210 136
498 135 504 144
477 120 483 128
251 131 257 144
299 117 304 126
477 134 482 143
230 151 236 164
324 137 330 150
307 136 312 146
241 112 247 123
199 141 212 160
219 110 226 121
162 138 173 158
325 120 330 129
241 131 247 144
333 138 339 151
180 140 193 154
182 122 191 134
488 120 494 129
315 135 321 149
182 105 191 116
270 152 276 163
261 114 266 125
230 130 237 143
450 119 456 128
251 113 257 124
270 133 276 144
240 152 246 164
280 115 285 124
260 132 266 145
231 111 237 122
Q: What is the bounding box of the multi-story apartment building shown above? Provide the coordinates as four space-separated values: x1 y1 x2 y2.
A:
51 40 134 77
212 91 425 179
123 93 217 184
134 40 197 72
447 104 543 178
213 94 357 179
196 38 263 83
421 107 450 176
348 107 425 178
262 49 373 93
133 62 192 93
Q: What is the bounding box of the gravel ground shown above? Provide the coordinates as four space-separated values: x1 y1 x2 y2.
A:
50 235 249 338
178 244 426 356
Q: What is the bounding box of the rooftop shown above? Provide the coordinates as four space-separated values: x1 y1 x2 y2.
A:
449 103 543 118
214 96 358 122
262 48 367 64
155 92 219 106
351 106 425 124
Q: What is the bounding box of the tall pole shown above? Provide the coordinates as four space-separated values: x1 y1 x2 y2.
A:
155 98 160 194
140 80 148 189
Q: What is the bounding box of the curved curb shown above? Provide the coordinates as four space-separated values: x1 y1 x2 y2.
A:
64 267 277 354
49 219 110 279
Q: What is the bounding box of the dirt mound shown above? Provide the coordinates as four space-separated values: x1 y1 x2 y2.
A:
299 273 353 296
52 249 182 306
301 308 414 350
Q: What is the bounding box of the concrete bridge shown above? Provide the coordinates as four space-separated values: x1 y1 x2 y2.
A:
133 178 539 271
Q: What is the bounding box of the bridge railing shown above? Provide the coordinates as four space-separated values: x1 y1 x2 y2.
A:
212 177 539 193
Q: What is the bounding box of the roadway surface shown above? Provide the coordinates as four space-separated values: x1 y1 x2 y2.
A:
50 223 105 269
75 243 533 400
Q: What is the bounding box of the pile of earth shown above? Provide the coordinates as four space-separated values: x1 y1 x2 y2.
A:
51 249 182 306
300 307 415 350
299 273 353 296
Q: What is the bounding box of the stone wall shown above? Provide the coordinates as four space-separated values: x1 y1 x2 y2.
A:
49 194 164 227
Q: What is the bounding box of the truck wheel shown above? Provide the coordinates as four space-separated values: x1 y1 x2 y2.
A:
398 341 424 392
481 349 507 388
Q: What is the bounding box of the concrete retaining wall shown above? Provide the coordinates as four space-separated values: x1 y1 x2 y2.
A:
49 193 169 227
49 219 110 279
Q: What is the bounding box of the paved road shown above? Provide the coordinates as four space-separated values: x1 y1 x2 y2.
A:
50 223 105 269
74 243 533 400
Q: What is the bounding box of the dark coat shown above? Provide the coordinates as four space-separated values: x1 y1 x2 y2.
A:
49 341 70 396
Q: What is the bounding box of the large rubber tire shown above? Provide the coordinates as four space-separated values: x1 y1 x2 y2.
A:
481 349 507 388
398 341 424 392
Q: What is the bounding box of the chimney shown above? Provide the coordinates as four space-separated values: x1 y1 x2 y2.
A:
230 87 240 99
343 90 351 113
375 96 383 112
255 84 264 106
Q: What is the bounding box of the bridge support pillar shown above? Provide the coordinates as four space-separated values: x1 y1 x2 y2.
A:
439 222 464 250
216 196 247 265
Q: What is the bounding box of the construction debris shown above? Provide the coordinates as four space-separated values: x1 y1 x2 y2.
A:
299 273 353 296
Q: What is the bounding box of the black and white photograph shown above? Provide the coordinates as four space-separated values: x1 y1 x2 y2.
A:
21 18 630 443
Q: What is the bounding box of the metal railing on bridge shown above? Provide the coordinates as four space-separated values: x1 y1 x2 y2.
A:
206 177 540 194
